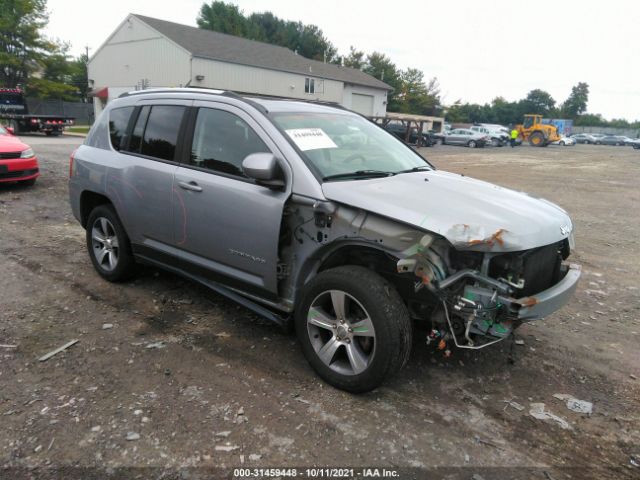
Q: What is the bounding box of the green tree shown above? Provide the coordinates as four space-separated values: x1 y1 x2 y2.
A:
198 2 338 63
342 46 365 70
26 40 80 100
68 52 89 101
561 82 589 118
396 69 440 115
197 1 248 36
519 89 556 116
363 52 402 110
0 0 49 87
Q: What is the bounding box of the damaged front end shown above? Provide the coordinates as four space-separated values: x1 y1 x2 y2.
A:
397 230 581 350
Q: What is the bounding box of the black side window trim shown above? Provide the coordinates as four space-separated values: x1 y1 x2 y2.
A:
176 106 272 186
118 104 188 163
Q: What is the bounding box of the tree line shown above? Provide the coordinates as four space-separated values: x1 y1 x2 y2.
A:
0 0 88 100
196 1 441 115
1 0 636 128
447 83 640 128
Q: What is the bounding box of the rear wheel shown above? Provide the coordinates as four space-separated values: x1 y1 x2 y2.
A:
468 140 477 148
86 204 136 282
529 131 546 147
295 266 412 393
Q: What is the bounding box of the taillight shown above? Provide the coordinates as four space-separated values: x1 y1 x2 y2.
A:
69 148 77 177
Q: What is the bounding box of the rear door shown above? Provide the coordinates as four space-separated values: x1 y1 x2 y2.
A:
115 101 190 247
171 101 290 297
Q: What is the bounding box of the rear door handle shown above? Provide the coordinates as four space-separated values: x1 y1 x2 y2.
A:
178 181 202 192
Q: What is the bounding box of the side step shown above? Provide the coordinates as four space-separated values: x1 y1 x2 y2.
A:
135 254 291 328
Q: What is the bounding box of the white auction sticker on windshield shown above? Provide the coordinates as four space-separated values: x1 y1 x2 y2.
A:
285 128 338 151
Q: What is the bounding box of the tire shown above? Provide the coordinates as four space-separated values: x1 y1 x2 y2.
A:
18 178 36 186
491 138 500 147
529 131 545 147
295 265 412 393
559 141 565 146
468 140 477 148
86 204 136 282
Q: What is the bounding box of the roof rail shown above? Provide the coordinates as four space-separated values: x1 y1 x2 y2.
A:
117 87 269 114
115 87 350 115
220 91 268 114
118 87 224 98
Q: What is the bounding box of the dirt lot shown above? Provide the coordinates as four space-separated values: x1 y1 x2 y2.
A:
1 137 639 479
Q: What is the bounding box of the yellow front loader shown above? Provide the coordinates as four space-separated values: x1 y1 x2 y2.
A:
516 114 561 147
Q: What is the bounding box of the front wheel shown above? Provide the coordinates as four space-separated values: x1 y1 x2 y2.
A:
295 266 412 393
468 140 477 148
559 141 565 146
86 204 136 282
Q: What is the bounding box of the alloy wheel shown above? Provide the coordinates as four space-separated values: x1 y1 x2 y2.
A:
306 290 376 376
91 217 119 271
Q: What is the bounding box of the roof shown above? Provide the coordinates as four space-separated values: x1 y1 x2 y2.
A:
131 14 392 91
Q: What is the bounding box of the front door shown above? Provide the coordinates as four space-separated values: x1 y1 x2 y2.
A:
172 102 289 297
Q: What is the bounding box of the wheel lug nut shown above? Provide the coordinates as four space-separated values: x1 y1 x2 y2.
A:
345 339 351 344
348 328 353 333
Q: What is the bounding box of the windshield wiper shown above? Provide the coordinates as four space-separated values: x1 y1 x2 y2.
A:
322 170 397 182
395 165 432 175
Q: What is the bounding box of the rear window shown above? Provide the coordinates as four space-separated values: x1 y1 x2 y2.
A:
109 107 134 151
140 106 185 161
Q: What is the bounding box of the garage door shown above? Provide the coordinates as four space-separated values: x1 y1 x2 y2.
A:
351 93 374 116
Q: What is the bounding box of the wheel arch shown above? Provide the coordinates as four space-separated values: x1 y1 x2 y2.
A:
295 241 399 295
79 190 115 228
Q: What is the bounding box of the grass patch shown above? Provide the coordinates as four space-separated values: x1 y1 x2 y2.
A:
67 126 90 134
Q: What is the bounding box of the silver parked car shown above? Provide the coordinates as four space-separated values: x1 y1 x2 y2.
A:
470 125 509 146
442 128 489 148
69 88 581 392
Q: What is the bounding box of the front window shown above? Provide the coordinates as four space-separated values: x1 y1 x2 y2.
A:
0 125 7 135
271 112 432 181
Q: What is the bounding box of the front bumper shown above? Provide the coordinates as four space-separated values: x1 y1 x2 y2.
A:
0 157 40 183
513 263 581 321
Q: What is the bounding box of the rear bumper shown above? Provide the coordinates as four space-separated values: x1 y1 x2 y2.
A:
0 157 40 183
513 263 581 321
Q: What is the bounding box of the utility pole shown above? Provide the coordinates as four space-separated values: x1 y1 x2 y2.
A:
84 46 91 103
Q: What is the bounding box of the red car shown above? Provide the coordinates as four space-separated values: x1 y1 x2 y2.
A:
0 125 39 186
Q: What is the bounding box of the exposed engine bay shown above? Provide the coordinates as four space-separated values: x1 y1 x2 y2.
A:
397 232 574 351
279 198 579 353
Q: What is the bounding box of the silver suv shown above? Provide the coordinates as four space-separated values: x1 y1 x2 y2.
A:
69 88 581 392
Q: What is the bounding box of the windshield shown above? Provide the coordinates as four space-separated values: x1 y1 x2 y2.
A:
270 112 432 180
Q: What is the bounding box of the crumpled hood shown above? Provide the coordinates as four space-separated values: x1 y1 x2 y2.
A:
321 170 573 252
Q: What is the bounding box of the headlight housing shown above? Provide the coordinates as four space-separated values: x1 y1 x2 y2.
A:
20 148 35 158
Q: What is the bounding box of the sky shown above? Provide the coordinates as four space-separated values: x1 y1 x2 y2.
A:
44 0 640 121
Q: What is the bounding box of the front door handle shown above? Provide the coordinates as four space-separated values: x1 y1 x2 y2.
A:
178 181 202 192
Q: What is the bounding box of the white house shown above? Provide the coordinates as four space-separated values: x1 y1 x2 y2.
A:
88 14 391 117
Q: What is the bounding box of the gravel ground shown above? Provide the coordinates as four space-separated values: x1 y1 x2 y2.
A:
1 136 639 479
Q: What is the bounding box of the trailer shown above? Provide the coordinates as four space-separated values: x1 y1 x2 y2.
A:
0 88 75 136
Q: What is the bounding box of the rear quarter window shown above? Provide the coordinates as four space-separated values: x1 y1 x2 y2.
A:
109 107 134 151
85 110 110 150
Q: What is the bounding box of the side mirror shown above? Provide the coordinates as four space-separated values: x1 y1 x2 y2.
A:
6 127 15 135
242 153 285 189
